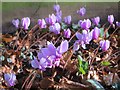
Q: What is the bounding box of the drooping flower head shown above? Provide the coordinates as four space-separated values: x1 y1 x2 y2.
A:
45 14 57 25
49 23 61 34
100 40 110 51
92 27 100 40
108 15 114 25
64 28 71 38
116 21 120 27
12 19 19 28
53 4 60 12
77 7 86 16
92 16 100 26
21 17 30 30
38 19 47 29
64 15 72 25
4 73 16 87
80 19 91 30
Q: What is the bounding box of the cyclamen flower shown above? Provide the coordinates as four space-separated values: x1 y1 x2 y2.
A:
116 21 120 27
12 19 19 28
49 23 61 34
64 15 72 25
73 30 92 50
92 27 100 40
92 16 100 26
4 73 16 87
77 7 86 16
31 40 69 70
38 19 47 29
64 28 71 38
21 17 30 30
45 14 56 25
80 19 91 30
100 40 110 51
53 4 60 12
108 15 114 24
55 10 62 23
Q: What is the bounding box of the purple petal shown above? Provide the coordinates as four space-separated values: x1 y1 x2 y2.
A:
100 40 110 51
108 15 114 25
73 40 80 51
47 42 56 55
92 27 100 40
53 4 60 12
92 16 100 26
64 28 71 38
31 58 39 69
76 32 83 40
77 7 86 16
38 19 46 29
41 48 51 58
21 17 30 30
64 15 72 25
116 21 120 27
59 40 68 54
12 19 19 28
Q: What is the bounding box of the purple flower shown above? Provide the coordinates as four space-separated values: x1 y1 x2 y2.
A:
31 40 69 69
45 14 56 25
108 15 114 24
21 17 30 30
64 15 72 25
64 28 71 38
77 7 86 16
92 27 100 40
80 19 91 30
31 57 48 71
74 30 92 50
38 19 47 29
53 4 60 12
116 21 120 27
56 10 62 23
73 40 80 51
56 10 62 17
92 16 100 26
100 40 110 51
49 23 61 34
12 19 19 28
78 20 82 26
4 73 16 87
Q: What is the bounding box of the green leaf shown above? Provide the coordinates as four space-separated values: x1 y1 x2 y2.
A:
100 28 109 38
0 44 3 47
61 22 67 29
101 61 111 66
78 55 88 75
72 23 79 30
100 28 104 38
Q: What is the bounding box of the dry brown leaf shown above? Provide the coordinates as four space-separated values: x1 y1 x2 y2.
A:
40 77 54 89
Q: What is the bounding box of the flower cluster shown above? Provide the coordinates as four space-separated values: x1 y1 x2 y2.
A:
31 40 69 71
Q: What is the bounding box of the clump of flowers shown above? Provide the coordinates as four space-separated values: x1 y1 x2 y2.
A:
1 3 120 90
